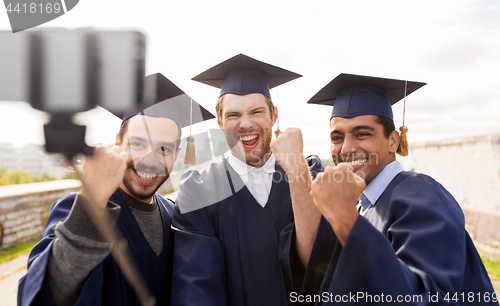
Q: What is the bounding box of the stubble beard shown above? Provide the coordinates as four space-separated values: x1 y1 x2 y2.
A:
121 164 169 201
245 129 272 167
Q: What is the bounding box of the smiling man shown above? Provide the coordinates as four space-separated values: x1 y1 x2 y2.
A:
119 113 180 200
218 92 275 168
280 73 496 305
170 54 314 306
18 73 214 306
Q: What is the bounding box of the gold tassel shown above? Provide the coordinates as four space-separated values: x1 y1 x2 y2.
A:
397 80 409 156
183 98 196 165
184 135 196 165
397 125 409 156
275 88 280 138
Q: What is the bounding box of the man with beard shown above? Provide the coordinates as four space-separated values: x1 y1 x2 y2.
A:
171 54 323 306
280 74 496 305
18 73 214 306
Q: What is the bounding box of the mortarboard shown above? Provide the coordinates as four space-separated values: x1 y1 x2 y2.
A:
121 73 215 165
307 73 426 121
192 53 302 98
307 73 426 156
122 73 214 128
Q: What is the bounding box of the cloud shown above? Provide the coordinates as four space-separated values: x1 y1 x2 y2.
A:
458 0 500 31
423 39 493 71
402 81 500 141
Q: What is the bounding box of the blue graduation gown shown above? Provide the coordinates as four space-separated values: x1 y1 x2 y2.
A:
171 158 293 306
17 190 174 306
281 171 497 305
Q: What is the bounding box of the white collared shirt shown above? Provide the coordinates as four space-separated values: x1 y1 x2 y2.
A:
359 160 405 216
227 153 276 207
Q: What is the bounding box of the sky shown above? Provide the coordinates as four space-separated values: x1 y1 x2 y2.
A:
1 0 499 159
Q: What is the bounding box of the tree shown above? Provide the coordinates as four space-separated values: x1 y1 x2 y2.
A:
62 171 78 180
40 171 57 182
0 168 10 186
9 170 39 184
0 168 61 185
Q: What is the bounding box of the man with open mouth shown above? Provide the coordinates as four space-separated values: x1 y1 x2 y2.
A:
171 54 324 306
280 73 497 305
18 73 214 306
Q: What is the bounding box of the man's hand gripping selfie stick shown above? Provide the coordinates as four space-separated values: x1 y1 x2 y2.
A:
0 29 157 306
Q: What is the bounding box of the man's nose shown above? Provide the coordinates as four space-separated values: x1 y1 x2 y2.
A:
238 115 254 130
134 151 165 174
341 136 357 156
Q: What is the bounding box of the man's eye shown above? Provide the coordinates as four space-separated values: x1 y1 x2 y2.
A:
331 137 343 143
160 147 172 153
131 142 142 147
357 133 371 138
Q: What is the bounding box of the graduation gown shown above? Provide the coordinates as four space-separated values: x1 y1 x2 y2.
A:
281 171 497 305
171 158 293 306
17 190 175 306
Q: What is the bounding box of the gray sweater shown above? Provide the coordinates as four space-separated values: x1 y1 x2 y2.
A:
47 189 163 306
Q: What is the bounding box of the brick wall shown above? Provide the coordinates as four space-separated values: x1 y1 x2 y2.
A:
463 207 500 260
0 176 178 249
0 180 81 248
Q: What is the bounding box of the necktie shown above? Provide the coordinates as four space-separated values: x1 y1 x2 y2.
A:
357 193 370 215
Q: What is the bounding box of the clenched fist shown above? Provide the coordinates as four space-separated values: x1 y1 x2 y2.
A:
271 128 306 177
311 163 366 245
80 143 129 207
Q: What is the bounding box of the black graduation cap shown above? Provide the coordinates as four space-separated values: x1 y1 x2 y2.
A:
192 54 302 98
120 73 215 165
122 73 215 128
307 73 426 121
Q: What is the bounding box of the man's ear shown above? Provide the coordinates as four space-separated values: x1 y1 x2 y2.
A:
271 106 278 127
115 134 121 146
388 130 400 153
217 118 223 128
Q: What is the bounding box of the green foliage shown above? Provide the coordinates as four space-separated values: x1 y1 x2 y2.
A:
62 171 78 180
40 171 57 182
481 255 500 278
0 167 10 185
0 167 59 186
0 239 38 264
8 170 40 184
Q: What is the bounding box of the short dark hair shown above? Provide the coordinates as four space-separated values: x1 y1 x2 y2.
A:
118 119 130 143
374 115 395 139
118 117 181 151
